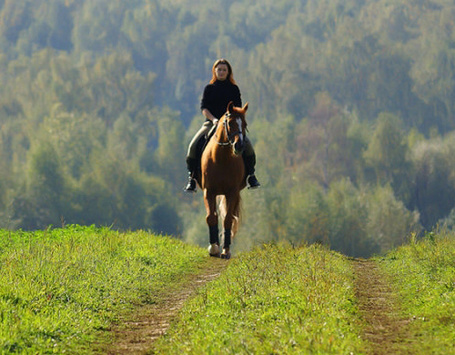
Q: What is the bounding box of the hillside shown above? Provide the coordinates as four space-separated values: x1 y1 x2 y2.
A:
1 226 454 354
154 234 455 354
1 1 455 256
0 226 208 353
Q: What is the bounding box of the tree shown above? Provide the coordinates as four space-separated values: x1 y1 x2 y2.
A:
308 92 340 190
41 106 106 179
410 136 455 229
72 0 129 53
15 1 73 53
366 184 420 252
11 142 68 229
286 182 330 246
152 107 186 187
0 0 32 44
363 112 409 187
408 2 455 133
326 179 378 257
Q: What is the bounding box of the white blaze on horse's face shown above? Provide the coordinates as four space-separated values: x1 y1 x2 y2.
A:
232 117 245 155
219 111 245 155
236 117 243 141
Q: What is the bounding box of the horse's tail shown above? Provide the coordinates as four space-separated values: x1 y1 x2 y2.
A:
231 194 242 239
218 195 242 240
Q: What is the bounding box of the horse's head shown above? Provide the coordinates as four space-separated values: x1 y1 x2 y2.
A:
218 101 248 155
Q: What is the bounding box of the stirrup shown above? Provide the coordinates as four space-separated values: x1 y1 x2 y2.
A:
184 177 197 193
247 175 261 189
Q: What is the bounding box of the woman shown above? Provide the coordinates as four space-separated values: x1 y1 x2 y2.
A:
184 58 260 192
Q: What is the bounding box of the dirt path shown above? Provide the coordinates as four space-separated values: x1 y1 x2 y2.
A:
99 258 228 355
96 256 418 354
353 259 414 355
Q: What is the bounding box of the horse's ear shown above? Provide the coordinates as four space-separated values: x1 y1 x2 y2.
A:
243 103 248 112
227 101 234 113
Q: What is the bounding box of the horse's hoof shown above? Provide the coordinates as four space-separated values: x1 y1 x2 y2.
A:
220 250 231 260
208 243 220 257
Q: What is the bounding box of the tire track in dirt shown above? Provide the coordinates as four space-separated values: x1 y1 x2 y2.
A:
353 259 414 355
99 258 228 355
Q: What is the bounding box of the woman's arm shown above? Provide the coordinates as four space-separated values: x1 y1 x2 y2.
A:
201 85 218 123
202 108 218 124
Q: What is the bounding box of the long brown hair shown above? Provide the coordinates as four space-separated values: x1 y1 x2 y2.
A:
209 58 237 85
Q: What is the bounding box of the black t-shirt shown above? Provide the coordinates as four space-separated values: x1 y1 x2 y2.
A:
200 80 242 120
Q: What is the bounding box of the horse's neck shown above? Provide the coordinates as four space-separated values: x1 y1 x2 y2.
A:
209 120 234 160
215 119 229 144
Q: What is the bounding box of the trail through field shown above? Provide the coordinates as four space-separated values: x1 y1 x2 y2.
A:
100 255 420 354
353 259 415 355
101 258 228 355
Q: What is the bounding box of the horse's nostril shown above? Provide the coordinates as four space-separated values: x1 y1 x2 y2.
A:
234 141 244 154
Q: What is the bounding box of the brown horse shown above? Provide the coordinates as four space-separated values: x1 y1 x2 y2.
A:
197 101 248 259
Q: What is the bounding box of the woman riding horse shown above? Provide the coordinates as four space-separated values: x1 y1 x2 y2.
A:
201 101 249 258
184 58 260 192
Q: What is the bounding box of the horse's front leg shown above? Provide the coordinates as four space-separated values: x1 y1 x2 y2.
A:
221 193 239 259
204 189 220 256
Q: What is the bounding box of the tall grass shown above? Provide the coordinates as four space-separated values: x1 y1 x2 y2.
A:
0 225 207 354
379 232 455 354
154 243 366 354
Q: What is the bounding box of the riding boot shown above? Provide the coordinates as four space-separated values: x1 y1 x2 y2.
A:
243 154 261 189
184 157 198 193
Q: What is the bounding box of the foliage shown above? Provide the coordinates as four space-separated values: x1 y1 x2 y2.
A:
409 134 455 230
364 184 420 252
2 0 455 255
363 113 408 186
0 225 208 354
262 178 418 257
154 243 366 354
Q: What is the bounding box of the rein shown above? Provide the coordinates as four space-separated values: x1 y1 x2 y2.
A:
215 113 242 146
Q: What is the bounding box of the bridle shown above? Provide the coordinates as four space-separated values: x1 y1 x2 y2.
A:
216 113 244 146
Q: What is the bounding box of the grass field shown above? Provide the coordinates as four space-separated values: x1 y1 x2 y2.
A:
378 232 455 354
0 225 207 354
3 225 455 354
153 243 367 354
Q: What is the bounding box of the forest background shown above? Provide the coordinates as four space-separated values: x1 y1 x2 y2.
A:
1 0 454 257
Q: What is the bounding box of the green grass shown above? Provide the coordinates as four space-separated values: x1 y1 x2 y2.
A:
378 232 455 354
153 243 366 354
9 226 455 354
0 225 207 354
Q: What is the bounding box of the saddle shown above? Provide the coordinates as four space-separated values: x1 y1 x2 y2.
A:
196 124 218 161
193 125 218 185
